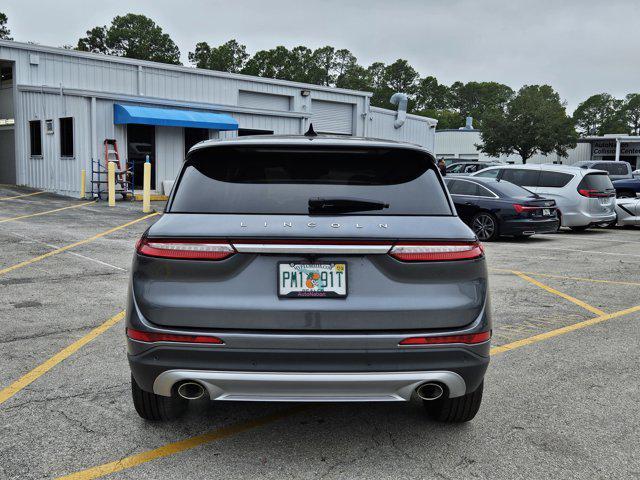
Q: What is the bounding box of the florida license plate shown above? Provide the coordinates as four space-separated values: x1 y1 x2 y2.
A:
278 262 347 298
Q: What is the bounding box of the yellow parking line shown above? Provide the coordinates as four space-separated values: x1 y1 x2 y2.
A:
0 191 45 201
54 302 640 480
0 201 96 223
490 268 640 287
56 406 309 480
490 304 640 355
512 270 606 316
0 212 159 276
0 311 125 406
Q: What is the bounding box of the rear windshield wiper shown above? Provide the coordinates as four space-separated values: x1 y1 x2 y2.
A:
308 197 390 214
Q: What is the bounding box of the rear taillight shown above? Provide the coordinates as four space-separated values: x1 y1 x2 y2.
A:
136 238 235 260
513 204 540 214
389 242 484 262
399 331 491 346
127 328 224 344
578 189 611 198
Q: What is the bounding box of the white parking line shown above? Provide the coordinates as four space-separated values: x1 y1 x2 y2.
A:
5 231 127 272
495 244 640 259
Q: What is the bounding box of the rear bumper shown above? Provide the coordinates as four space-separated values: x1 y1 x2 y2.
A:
501 217 559 235
152 370 468 401
128 341 490 401
561 210 616 227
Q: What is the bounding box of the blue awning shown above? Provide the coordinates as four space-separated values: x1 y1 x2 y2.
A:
113 104 238 130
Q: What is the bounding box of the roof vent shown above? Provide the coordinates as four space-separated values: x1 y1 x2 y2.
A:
459 117 474 130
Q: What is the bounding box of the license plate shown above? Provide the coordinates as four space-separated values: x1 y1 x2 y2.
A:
599 197 610 205
278 262 347 298
542 208 551 216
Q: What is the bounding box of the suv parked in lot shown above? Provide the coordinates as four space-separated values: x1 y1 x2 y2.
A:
471 164 616 230
127 136 491 423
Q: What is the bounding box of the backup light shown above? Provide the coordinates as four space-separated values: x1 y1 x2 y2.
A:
127 328 224 344
399 331 491 345
136 238 235 260
389 242 484 262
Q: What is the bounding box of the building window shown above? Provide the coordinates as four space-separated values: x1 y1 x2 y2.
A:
29 120 42 157
60 117 74 157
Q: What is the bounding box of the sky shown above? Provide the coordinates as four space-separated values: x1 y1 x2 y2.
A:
2 0 639 112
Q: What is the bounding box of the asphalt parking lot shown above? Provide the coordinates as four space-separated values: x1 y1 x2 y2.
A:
1 185 639 480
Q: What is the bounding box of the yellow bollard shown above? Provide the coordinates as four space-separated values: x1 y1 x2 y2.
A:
108 161 116 207
79 169 86 199
142 159 151 213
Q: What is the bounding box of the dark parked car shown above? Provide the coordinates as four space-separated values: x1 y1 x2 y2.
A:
574 160 640 198
127 136 491 424
444 176 559 241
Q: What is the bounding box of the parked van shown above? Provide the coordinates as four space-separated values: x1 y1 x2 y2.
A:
472 164 616 230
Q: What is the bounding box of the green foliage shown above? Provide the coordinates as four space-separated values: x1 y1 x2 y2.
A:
478 85 577 162
573 93 627 136
449 81 514 124
77 14 181 65
188 40 248 73
624 94 640 135
0 12 12 40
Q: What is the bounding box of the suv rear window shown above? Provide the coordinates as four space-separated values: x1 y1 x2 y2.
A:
169 145 453 215
538 171 573 188
501 169 540 187
578 172 615 191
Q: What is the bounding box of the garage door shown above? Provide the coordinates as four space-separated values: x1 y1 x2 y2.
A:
239 91 291 111
311 100 353 135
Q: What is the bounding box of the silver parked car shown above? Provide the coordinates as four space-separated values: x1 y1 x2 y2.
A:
613 197 640 226
127 135 491 423
472 164 616 231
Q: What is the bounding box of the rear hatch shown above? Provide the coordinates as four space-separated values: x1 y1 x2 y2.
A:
132 142 488 332
578 172 616 213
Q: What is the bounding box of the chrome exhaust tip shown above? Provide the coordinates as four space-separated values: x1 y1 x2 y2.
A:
177 381 205 400
416 382 444 401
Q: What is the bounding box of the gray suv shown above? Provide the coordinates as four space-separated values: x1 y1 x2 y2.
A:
126 135 491 423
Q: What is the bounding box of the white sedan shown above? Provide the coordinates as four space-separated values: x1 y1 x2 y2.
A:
614 197 640 226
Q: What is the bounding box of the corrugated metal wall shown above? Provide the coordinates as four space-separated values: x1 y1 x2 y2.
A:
368 108 435 150
17 91 90 196
238 91 291 111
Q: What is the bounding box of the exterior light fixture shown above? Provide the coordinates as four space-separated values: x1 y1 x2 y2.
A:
300 89 311 97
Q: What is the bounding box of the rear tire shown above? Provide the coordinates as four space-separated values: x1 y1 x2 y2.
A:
423 382 484 423
569 225 588 232
131 374 187 421
471 212 499 241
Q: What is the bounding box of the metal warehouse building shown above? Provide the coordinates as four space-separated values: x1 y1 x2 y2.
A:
0 40 436 198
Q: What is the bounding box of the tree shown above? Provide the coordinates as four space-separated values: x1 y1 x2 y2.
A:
0 12 12 40
76 26 108 54
573 93 627 136
478 85 578 163
77 14 181 65
415 76 452 111
450 81 514 124
241 46 295 80
623 93 640 135
188 39 248 73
